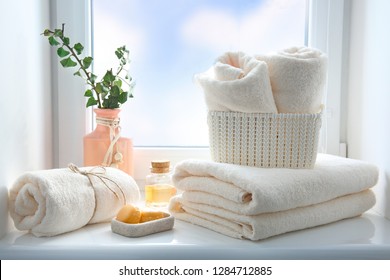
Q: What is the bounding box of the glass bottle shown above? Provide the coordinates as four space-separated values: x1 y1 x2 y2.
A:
83 108 134 176
145 160 176 207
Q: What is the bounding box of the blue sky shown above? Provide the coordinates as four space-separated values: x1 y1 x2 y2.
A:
93 0 306 146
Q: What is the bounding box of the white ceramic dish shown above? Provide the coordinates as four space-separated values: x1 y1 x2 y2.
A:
111 213 174 237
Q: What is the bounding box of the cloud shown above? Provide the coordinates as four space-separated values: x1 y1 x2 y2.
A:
181 9 239 52
93 9 146 77
180 0 306 53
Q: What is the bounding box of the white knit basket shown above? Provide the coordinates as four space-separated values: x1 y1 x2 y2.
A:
208 110 323 169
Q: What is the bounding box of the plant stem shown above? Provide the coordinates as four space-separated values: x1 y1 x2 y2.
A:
62 43 102 108
49 28 103 108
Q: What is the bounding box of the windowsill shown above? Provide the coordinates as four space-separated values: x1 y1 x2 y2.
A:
1 210 390 260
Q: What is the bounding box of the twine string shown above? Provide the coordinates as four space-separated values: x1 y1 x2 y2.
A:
68 163 127 222
95 116 121 167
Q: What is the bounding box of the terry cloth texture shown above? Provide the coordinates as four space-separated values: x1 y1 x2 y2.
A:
196 51 277 113
9 166 140 237
169 154 378 240
256 46 327 113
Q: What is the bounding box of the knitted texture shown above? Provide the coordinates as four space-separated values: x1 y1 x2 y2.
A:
208 110 322 168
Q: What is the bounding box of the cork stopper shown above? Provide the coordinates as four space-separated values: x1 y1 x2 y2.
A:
150 160 171 173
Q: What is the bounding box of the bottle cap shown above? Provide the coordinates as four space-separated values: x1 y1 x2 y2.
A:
151 160 170 173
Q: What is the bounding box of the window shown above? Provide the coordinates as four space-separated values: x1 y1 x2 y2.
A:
92 0 307 147
52 0 347 176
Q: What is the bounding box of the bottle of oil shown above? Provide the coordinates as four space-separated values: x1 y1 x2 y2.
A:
145 160 176 207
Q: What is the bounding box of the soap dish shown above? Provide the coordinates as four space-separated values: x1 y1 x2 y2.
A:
111 213 175 237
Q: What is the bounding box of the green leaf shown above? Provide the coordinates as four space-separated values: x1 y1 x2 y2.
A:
102 96 120 109
63 37 70 45
42 29 51 36
48 36 60 46
111 85 120 96
115 50 123 59
118 58 125 66
83 56 93 69
74 43 84 55
86 96 98 107
57 47 70 58
60 57 77 68
95 82 103 94
101 91 109 99
118 91 128 104
74 70 82 77
54 29 62 37
102 84 109 93
103 70 115 83
97 81 109 99
113 79 122 88
90 73 97 84
84 89 93 97
125 74 130 80
120 46 128 53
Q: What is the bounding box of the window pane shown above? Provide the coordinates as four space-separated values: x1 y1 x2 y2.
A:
92 0 307 146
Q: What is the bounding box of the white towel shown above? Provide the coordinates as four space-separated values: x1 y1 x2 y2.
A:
256 46 327 113
213 62 244 81
9 165 140 237
172 154 378 215
196 52 277 113
169 190 375 240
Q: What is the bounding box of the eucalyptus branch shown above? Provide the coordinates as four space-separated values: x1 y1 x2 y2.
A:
42 24 134 109
61 38 103 108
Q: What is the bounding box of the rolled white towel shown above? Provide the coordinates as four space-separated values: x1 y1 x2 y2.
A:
196 51 277 113
256 46 327 113
213 62 244 81
9 165 140 237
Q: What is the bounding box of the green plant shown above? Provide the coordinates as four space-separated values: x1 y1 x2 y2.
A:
43 24 134 109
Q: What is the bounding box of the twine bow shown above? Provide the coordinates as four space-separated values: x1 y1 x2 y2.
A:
68 163 127 222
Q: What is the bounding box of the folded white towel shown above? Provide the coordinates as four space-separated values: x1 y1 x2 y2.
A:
169 190 375 240
196 52 277 113
9 165 140 237
172 154 378 215
256 46 327 113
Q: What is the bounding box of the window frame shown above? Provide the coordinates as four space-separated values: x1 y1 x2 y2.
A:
51 0 348 182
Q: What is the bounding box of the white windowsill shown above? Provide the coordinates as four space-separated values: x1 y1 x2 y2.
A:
1 210 390 260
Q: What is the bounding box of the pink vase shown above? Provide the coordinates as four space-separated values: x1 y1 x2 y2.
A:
83 108 134 176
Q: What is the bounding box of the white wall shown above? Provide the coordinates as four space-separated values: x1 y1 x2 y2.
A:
0 0 52 238
347 0 390 218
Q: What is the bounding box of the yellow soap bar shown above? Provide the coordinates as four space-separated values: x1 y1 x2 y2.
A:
116 204 141 224
140 211 167 223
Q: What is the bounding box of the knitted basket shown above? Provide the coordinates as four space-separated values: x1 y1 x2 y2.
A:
207 110 323 169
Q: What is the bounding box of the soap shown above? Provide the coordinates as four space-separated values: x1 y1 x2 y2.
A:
116 204 141 224
140 211 167 223
116 204 169 224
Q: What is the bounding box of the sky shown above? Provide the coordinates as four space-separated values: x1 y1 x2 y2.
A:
93 0 307 146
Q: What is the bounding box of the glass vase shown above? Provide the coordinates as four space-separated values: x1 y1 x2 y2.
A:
83 108 134 176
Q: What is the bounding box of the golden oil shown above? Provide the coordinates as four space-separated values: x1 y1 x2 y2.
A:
145 160 176 207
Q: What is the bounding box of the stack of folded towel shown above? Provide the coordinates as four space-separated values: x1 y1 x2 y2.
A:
169 154 377 240
9 165 140 237
196 46 327 114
